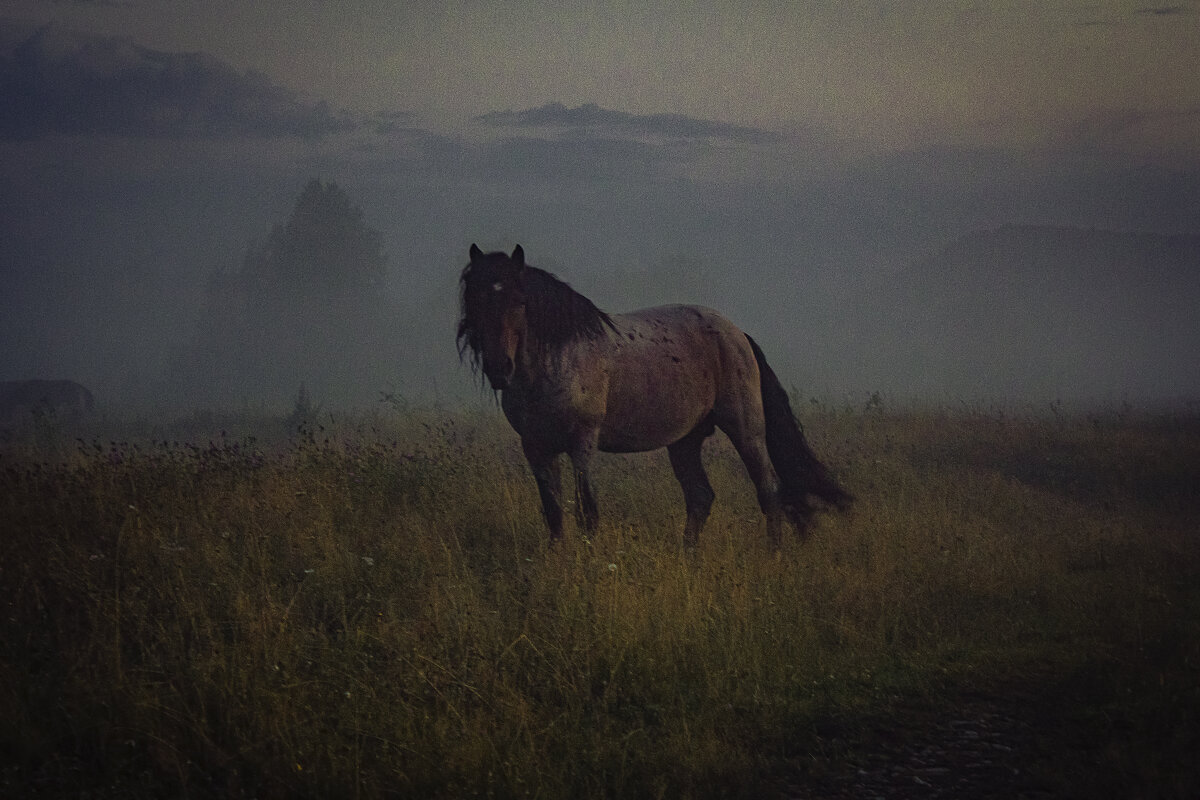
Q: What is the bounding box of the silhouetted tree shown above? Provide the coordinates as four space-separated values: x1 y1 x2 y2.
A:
249 179 385 299
170 179 402 409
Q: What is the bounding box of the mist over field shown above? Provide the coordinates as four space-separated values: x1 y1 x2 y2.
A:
1 16 1198 415
4 11 1200 797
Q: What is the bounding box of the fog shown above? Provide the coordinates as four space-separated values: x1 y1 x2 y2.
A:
3 21 1199 416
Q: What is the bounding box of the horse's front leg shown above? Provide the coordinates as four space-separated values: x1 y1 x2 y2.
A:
569 436 600 535
523 440 564 542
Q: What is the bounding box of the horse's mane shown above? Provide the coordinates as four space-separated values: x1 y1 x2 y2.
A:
521 266 615 351
458 252 614 366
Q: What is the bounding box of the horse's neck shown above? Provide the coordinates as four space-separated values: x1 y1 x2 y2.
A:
517 333 599 390
516 333 553 387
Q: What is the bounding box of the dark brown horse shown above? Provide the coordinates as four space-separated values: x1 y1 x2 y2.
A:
457 244 850 546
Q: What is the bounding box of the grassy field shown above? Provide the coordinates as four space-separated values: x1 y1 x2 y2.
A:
1 401 1198 798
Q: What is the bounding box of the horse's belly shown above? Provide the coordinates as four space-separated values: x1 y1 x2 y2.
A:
598 348 718 452
597 403 704 452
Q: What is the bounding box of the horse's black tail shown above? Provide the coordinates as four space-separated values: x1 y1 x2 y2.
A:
746 335 852 525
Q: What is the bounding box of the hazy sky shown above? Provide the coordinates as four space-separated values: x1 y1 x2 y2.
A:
5 1 1199 155
1 2 1198 407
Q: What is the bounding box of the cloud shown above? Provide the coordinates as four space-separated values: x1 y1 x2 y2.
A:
1134 5 1190 15
475 134 668 185
1074 3 1193 25
474 102 783 144
370 109 418 135
0 23 355 140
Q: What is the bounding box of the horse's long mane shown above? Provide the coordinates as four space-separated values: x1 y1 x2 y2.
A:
521 266 615 351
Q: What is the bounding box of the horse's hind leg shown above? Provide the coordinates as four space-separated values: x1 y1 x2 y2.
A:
715 413 786 548
667 420 716 547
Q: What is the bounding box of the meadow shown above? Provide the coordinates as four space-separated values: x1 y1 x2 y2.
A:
1 399 1198 798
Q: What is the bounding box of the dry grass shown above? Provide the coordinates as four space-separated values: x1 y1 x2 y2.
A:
1 403 1198 797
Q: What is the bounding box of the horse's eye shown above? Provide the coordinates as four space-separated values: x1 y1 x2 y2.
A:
492 282 504 292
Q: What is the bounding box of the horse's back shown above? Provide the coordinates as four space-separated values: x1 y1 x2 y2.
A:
612 304 758 385
598 305 760 451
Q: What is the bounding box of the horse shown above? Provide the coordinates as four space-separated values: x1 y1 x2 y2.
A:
0 379 94 422
457 244 851 547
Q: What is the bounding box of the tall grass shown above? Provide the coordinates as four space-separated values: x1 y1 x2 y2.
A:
2 404 1197 797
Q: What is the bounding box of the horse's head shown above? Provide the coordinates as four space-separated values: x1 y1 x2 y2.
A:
458 244 528 390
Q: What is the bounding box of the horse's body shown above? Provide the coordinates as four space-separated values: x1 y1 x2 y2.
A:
0 379 94 422
501 305 745 453
458 245 850 546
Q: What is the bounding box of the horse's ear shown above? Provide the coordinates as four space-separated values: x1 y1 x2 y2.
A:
511 245 525 269
469 243 483 262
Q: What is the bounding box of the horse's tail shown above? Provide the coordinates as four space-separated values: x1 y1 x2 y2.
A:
745 334 852 524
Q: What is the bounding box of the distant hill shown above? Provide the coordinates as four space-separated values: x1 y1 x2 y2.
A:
846 225 1200 404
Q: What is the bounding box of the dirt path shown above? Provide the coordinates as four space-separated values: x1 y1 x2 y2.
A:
790 697 1055 799
777 659 1197 800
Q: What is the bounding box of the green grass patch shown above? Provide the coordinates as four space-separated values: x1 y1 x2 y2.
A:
2 404 1198 797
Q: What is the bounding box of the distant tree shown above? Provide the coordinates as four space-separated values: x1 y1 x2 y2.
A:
248 179 386 299
170 179 402 409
